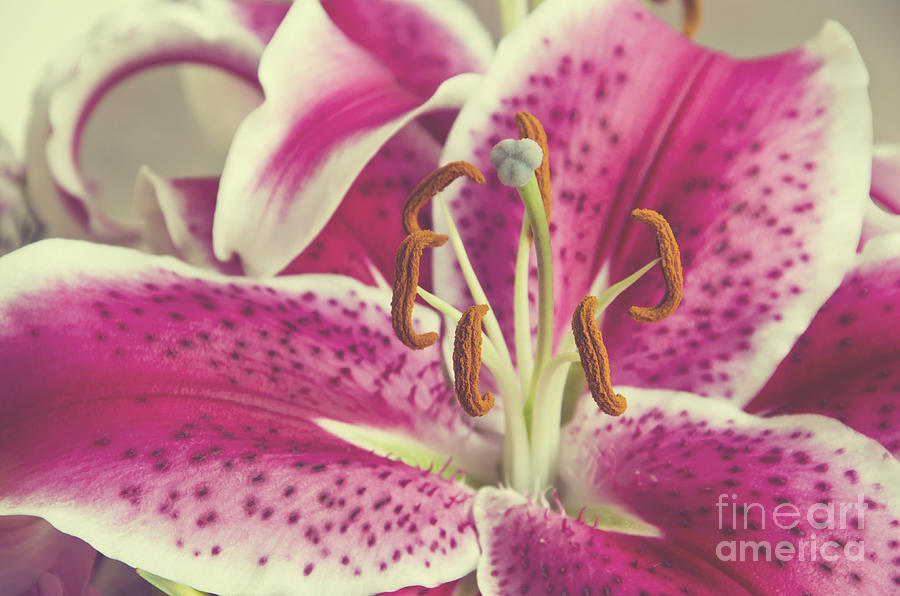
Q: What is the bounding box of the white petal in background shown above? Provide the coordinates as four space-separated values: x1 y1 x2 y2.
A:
0 137 40 255
0 0 898 155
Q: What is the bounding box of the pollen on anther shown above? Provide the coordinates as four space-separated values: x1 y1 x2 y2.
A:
391 230 447 349
452 304 494 417
628 209 683 323
515 111 552 224
402 162 484 235
572 295 627 416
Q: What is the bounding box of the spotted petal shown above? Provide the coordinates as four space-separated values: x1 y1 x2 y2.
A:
24 0 263 243
474 487 750 596
557 389 900 593
861 145 900 246
437 0 870 404
0 516 96 596
281 123 443 286
748 234 900 457
0 240 494 595
213 0 492 276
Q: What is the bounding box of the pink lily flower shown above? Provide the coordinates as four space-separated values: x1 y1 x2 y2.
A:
24 0 492 277
3 1 899 595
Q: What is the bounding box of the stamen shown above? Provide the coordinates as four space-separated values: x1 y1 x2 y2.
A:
681 0 702 37
515 111 551 223
651 0 703 38
452 304 495 417
627 209 683 323
453 304 494 418
391 230 447 349
572 295 627 416
403 162 485 235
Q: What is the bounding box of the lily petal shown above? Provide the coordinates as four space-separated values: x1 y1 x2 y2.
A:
871 145 900 214
748 234 900 456
0 516 96 596
474 487 751 595
196 0 291 43
558 388 900 593
0 136 40 256
320 0 493 101
134 168 241 275
213 0 488 276
25 0 262 243
437 0 870 404
0 240 491 595
282 122 443 286
861 145 900 246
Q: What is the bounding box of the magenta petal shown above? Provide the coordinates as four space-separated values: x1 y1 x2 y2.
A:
213 0 482 276
0 516 95 596
474 488 749 596
321 0 492 100
0 240 488 595
134 169 241 275
861 145 900 247
282 123 442 285
559 390 900 593
218 0 291 43
24 1 262 243
871 145 900 214
748 235 900 456
437 0 871 403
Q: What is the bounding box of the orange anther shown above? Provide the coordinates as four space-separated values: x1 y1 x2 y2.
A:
391 230 447 349
572 295 627 416
628 209 683 323
403 162 484 235
452 304 495 417
515 111 551 226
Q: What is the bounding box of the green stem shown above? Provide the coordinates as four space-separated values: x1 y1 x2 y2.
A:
512 217 534 398
559 258 660 354
437 198 517 377
529 352 580 487
516 175 554 405
435 197 531 490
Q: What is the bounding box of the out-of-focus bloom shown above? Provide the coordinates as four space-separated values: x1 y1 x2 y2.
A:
0 516 97 596
24 0 492 277
0 137 40 256
860 144 900 245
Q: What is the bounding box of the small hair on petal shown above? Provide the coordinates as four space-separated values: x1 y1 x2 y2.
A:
403 162 484 235
391 230 447 349
572 295 627 416
628 209 683 323
452 304 494 417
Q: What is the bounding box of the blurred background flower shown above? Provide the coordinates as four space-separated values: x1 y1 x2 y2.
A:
1 0 898 150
